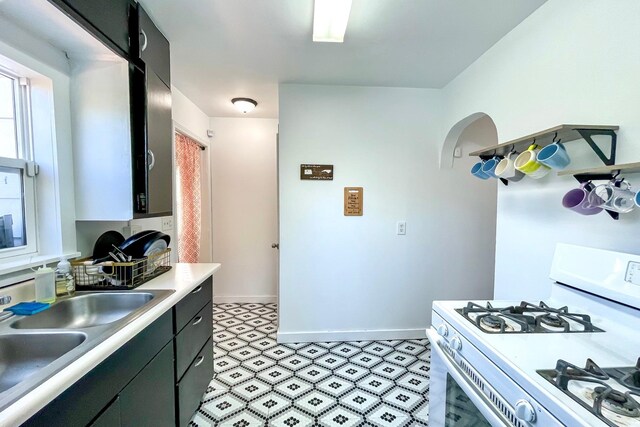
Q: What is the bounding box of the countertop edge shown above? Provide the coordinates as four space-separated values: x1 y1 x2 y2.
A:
0 262 221 426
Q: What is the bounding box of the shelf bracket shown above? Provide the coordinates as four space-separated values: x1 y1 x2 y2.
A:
575 128 617 166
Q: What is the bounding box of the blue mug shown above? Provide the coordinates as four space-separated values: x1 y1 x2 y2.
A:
538 142 570 170
471 161 491 180
481 157 501 178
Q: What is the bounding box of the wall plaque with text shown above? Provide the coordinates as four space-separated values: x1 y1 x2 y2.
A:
344 187 363 216
300 164 333 180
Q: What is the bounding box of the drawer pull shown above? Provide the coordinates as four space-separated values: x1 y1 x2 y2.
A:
192 316 203 326
191 286 202 294
194 356 205 367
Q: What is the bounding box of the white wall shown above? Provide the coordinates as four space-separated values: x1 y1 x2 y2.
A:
172 88 211 143
209 117 278 303
441 0 640 300
277 84 496 342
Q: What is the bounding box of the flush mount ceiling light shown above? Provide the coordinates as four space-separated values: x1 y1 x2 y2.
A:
231 98 258 114
313 0 353 43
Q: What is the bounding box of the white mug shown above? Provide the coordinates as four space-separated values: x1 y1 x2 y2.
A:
495 153 525 182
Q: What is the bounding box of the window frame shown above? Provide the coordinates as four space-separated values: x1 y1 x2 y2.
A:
0 68 38 260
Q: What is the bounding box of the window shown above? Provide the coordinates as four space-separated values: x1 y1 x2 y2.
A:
0 69 36 259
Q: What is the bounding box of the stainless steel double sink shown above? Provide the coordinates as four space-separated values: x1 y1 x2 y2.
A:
0 290 174 413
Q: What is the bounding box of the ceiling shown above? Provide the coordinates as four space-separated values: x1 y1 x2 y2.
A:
146 1 545 118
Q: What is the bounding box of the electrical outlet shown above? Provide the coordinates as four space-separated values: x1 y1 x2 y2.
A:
397 221 407 235
162 217 174 231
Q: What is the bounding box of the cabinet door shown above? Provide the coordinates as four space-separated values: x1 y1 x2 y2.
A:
146 69 173 216
138 5 171 87
177 338 213 427
89 397 121 427
120 342 175 427
49 0 132 57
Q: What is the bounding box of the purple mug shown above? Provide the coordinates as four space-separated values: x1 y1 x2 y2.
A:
562 183 603 216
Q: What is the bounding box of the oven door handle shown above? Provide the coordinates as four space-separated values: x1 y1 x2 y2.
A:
426 329 509 427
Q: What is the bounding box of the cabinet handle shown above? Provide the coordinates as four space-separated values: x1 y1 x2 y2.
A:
147 149 155 170
192 316 203 326
194 356 205 367
191 286 202 294
140 29 148 52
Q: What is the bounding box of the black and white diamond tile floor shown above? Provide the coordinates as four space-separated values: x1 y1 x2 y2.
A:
190 303 430 426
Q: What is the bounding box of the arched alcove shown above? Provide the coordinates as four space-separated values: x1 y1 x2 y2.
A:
440 112 497 168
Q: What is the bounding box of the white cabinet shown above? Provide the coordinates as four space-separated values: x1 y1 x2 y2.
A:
71 59 134 220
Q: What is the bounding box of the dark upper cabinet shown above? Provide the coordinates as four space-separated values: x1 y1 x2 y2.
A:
130 4 173 217
136 4 171 88
48 0 173 219
48 0 133 58
145 69 173 215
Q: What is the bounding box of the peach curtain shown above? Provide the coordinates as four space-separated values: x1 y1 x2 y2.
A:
175 132 202 262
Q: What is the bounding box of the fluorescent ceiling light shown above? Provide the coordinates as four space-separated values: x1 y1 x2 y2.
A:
313 0 352 43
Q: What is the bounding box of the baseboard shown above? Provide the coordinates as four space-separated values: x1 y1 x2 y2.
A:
276 328 428 344
213 295 277 304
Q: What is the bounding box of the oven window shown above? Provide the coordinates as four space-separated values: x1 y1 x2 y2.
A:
445 373 492 426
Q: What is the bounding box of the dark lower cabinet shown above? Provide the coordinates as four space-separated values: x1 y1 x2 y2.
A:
24 311 173 427
89 397 120 427
177 337 213 427
120 343 175 427
23 276 214 427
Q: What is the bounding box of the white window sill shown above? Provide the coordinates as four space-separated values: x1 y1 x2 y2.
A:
0 252 81 277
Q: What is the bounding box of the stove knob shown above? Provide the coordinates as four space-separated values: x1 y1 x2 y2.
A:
450 336 462 352
437 324 449 337
515 399 536 423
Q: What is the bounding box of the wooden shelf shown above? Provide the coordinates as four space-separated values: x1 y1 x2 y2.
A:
557 162 640 177
468 124 619 157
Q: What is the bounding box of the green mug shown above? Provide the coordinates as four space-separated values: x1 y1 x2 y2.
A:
514 144 551 179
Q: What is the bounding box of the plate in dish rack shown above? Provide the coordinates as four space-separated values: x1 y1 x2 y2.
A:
144 239 168 274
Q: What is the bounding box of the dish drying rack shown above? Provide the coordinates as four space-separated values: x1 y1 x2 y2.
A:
71 248 171 290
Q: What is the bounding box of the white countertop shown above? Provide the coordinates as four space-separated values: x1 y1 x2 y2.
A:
0 262 221 427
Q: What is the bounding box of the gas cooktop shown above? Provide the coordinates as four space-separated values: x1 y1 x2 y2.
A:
538 358 640 427
455 301 605 334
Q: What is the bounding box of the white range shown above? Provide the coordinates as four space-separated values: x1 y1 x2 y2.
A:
427 243 640 427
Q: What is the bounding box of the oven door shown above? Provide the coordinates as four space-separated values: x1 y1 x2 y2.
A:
427 329 508 426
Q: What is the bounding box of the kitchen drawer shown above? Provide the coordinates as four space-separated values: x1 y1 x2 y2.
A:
176 337 213 427
175 300 213 380
174 277 212 333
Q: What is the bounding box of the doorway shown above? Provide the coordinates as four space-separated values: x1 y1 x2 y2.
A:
209 117 278 303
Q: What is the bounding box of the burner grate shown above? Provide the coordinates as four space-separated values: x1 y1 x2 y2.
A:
538 358 640 427
456 301 605 334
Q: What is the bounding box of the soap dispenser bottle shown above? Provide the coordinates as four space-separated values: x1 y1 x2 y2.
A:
35 265 56 303
55 257 75 296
